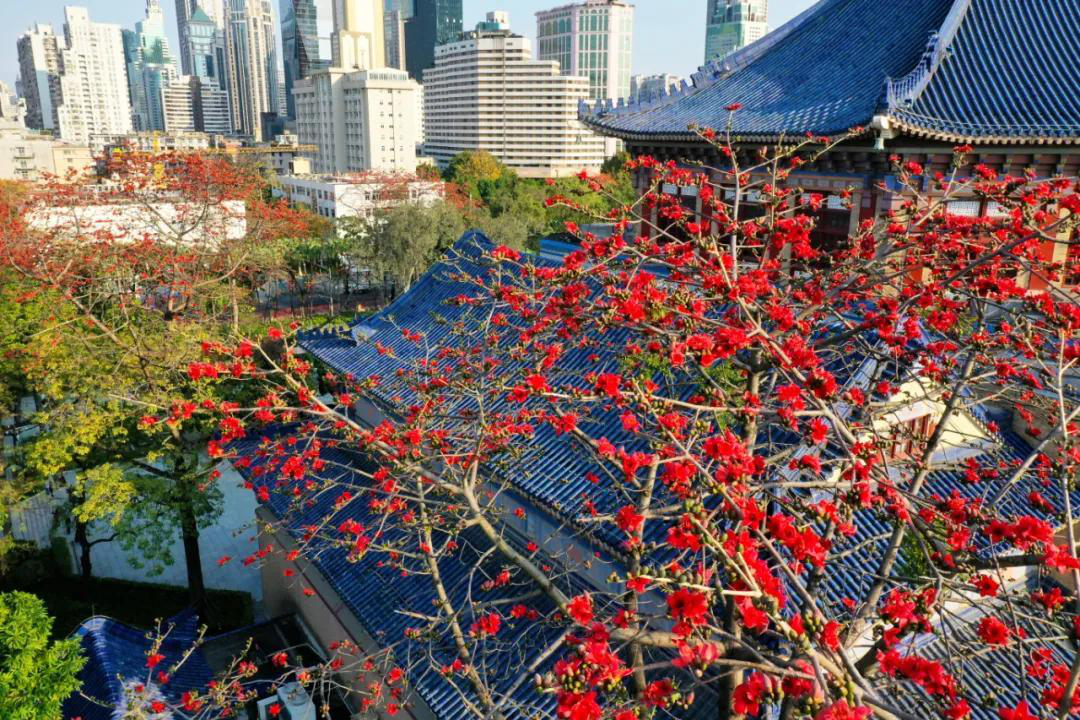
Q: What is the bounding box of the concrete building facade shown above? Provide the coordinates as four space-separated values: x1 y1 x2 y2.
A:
16 24 62 132
535 0 634 102
224 0 288 141
422 13 605 177
293 67 420 173
331 0 386 71
162 76 233 135
55 7 134 148
275 172 443 220
704 0 768 62
384 7 406 70
0 119 93 181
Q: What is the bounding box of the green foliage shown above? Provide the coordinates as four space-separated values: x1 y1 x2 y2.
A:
601 150 631 177
0 273 62 412
349 201 468 291
468 211 531 250
114 457 224 576
0 591 85 720
444 150 505 197
897 529 932 582
440 150 636 243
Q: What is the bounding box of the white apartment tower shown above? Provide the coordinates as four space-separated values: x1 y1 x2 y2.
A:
225 0 288 140
536 0 634 102
17 24 63 132
704 0 768 62
294 68 420 174
294 0 420 174
0 83 24 126
423 13 605 178
55 7 134 147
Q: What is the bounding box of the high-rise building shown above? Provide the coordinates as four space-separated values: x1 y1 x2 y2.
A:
182 6 229 89
404 0 462 79
16 24 62 132
225 0 288 140
536 0 633 102
422 12 605 178
282 0 329 119
176 0 227 74
331 0 386 70
384 7 406 70
163 76 232 135
293 67 420 173
55 7 133 147
293 0 414 173
176 6 232 133
704 0 768 62
629 73 681 102
124 1 179 132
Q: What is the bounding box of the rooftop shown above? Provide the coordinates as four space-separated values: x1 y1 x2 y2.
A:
582 0 1080 145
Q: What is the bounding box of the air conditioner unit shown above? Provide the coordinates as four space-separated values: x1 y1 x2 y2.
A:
257 682 316 720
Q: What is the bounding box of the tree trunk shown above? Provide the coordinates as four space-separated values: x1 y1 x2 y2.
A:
74 520 92 582
179 497 208 620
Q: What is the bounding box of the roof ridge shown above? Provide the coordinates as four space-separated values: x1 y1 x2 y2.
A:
884 0 974 112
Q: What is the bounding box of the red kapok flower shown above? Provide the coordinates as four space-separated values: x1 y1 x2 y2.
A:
567 594 594 625
977 616 1011 646
816 701 872 720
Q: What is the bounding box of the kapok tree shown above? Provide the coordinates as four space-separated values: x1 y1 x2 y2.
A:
108 124 1080 720
0 150 314 613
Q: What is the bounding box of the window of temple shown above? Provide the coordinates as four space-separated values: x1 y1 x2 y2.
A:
883 414 937 461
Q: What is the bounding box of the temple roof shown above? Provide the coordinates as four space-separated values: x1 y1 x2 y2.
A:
582 0 1080 145
63 613 212 720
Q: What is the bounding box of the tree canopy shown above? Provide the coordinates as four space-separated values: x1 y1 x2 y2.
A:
0 591 84 720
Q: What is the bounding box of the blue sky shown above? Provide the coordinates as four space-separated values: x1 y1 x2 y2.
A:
0 0 815 90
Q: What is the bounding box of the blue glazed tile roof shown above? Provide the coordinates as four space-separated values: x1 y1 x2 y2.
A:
298 232 674 556
229 438 719 720
286 232 1080 718
887 0 1080 143
582 0 952 142
63 612 212 720
582 0 1080 144
300 234 1080 600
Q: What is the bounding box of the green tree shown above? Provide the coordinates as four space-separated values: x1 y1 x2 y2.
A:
444 150 505 198
348 201 467 296
0 276 76 567
0 152 307 618
0 591 84 720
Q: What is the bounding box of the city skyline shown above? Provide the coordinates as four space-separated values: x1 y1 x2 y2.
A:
0 0 816 92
